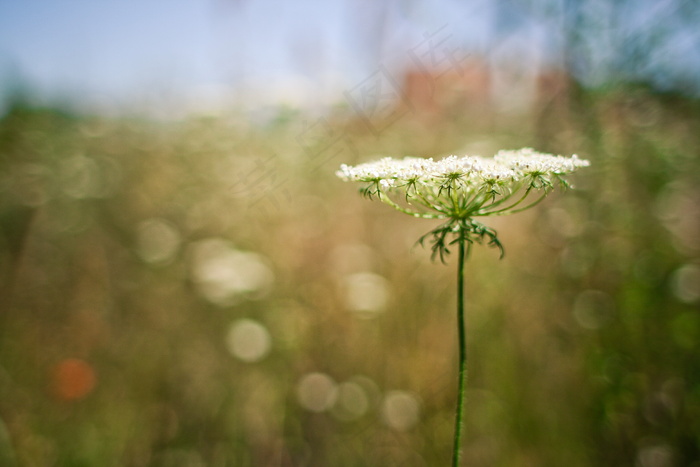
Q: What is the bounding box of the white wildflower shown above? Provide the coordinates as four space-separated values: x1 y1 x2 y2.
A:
337 148 590 260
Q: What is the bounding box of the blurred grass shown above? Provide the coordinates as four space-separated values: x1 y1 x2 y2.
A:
0 84 699 467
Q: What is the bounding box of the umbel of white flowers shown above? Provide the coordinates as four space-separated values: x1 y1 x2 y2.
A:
337 148 590 262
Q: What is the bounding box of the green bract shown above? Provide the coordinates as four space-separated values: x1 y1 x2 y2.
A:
337 148 590 261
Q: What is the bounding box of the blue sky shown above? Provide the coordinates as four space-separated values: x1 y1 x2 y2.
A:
0 0 476 111
1 0 698 113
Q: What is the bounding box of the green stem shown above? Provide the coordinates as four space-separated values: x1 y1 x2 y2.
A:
479 185 532 214
452 236 467 467
378 190 445 219
484 190 548 217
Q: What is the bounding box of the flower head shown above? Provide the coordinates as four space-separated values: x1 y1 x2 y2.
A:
337 148 590 261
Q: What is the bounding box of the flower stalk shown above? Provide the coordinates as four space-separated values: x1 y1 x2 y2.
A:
453 234 467 467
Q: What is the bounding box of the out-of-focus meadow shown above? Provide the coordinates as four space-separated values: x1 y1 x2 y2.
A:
2 2 700 465
1 79 699 467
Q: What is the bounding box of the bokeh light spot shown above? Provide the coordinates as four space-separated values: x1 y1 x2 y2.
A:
59 155 104 199
136 218 181 264
226 319 271 363
381 390 420 431
331 381 370 421
670 264 700 304
50 358 96 401
636 443 674 467
297 373 338 413
189 238 274 306
343 272 389 316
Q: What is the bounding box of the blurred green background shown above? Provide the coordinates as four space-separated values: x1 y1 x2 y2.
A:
1 2 700 467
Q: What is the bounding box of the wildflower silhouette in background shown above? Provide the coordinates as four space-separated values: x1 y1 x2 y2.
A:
337 148 590 466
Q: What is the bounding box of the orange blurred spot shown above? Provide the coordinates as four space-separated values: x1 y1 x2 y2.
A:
51 358 96 401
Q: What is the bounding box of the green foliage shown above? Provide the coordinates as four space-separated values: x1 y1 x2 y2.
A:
418 218 504 263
